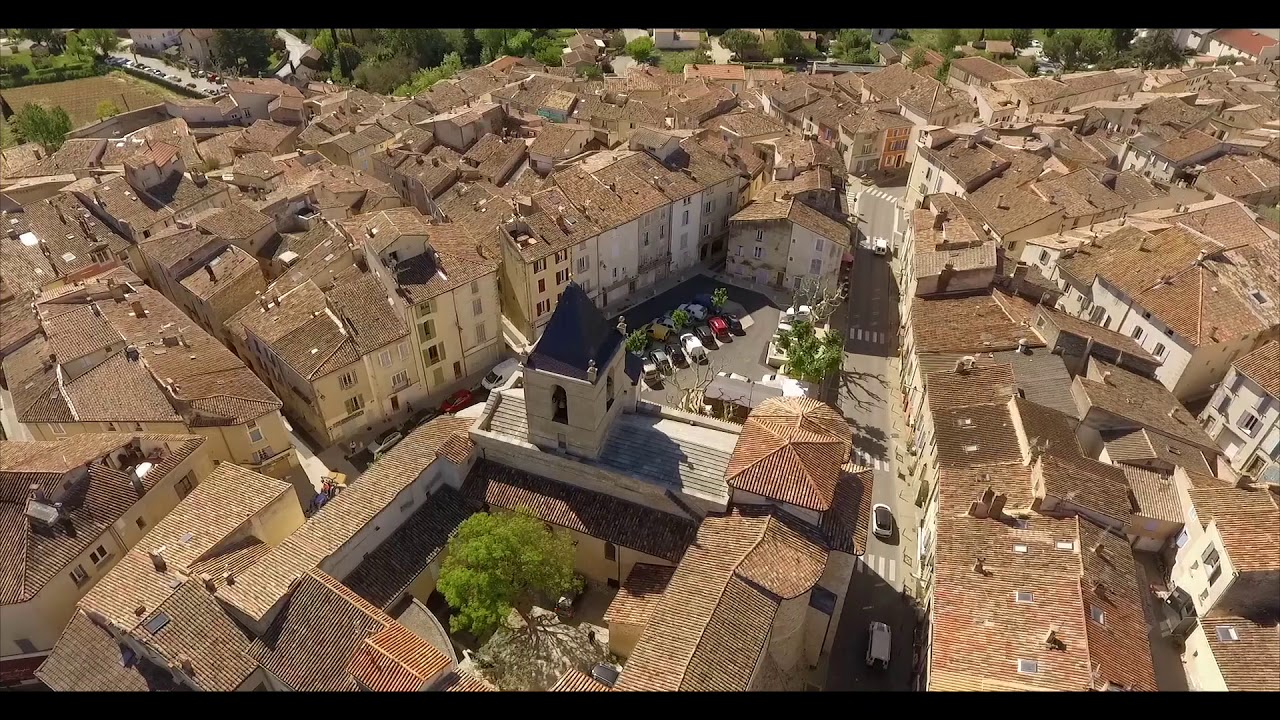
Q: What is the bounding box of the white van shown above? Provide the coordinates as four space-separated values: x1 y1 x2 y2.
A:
481 358 521 390
866 621 891 669
872 237 889 257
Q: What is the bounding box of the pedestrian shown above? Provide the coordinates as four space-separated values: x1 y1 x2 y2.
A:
587 628 596 645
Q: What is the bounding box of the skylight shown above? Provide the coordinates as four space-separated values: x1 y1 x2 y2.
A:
1013 544 1029 553
1216 626 1239 642
1017 659 1039 674
1055 540 1075 551
1016 591 1034 603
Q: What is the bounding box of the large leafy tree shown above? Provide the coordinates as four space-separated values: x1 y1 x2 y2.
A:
659 50 708 73
80 28 120 57
437 510 580 635
625 35 655 63
768 29 811 60
719 29 761 59
776 320 844 383
475 29 511 59
1041 29 1107 71
1131 29 1185 69
936 28 963 53
214 29 275 74
13 104 73 152
1008 28 1032 50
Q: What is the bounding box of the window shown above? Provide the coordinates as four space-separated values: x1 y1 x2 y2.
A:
704 200 712 213
643 231 650 246
1153 342 1167 358
1017 659 1038 674
136 517 147 530
1239 413 1261 436
421 318 437 342
702 223 711 238
453 361 463 379
252 446 275 464
1015 591 1033 603
433 367 445 385
536 299 551 316
175 472 195 500
1216 626 1239 642
532 258 547 273
70 564 89 586
344 395 366 414
659 224 665 239
753 246 763 259
470 279 480 294
756 229 764 240
472 298 483 316
89 544 110 565
604 541 616 561
379 350 393 367
682 210 689 225
338 371 356 390
1039 249 1050 264
1013 544 1028 553
538 278 546 294
1055 540 1074 551
681 233 688 250
1202 545 1222 585
104 421 118 432
577 256 588 272
475 323 488 343
391 370 409 389
1090 605 1106 625
555 249 569 264
50 422 66 435
427 343 446 366
809 258 822 275
247 420 264 444
1131 326 1144 341
683 196 691 206
398 343 409 361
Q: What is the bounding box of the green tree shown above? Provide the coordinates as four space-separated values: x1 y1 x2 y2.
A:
1042 29 1106 71
625 35 655 63
719 29 761 60
475 29 510 59
907 47 928 70
443 29 480 66
768 29 810 60
393 52 462 97
669 308 690 331
608 31 627 50
659 50 708 73
437 509 580 636
64 31 87 58
312 29 335 58
577 63 603 79
354 54 418 94
711 287 728 310
1131 29 1185 69
1008 28 1032 50
95 100 122 120
506 30 534 57
1107 28 1136 51
625 329 649 354
936 28 963 53
776 320 844 383
214 29 275 74
335 42 362 77
80 28 120 57
12 104 73 152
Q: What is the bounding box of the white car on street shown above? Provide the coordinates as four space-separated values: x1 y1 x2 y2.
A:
872 503 893 538
872 237 889 256
679 333 708 364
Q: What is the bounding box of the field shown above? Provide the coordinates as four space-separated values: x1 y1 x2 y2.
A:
1 71 185 132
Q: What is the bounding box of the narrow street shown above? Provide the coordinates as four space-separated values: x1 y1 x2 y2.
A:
825 181 917 691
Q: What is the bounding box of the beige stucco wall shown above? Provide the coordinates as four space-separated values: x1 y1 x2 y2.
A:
608 621 645 660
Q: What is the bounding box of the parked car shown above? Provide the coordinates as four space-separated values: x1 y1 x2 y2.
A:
784 305 812 323
401 407 441 434
368 430 403 459
872 237 889 256
185 82 198 89
440 388 475 413
708 316 730 339
680 333 708 364
872 503 893 539
666 340 688 367
694 325 716 347
207 72 219 82
692 292 715 309
642 357 661 385
719 313 744 335
482 357 520 390
648 320 672 342
649 349 672 374
203 88 218 96
678 303 708 321
866 621 892 669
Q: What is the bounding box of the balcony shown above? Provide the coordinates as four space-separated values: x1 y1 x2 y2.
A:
638 252 672 275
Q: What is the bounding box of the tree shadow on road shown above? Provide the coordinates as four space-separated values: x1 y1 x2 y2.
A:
837 367 886 413
848 418 889 461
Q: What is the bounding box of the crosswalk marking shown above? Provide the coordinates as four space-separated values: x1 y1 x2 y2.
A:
859 553 898 583
853 448 889 471
848 326 886 345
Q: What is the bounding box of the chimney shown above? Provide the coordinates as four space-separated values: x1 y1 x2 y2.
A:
200 573 216 593
258 295 270 311
989 159 1000 170
587 359 598 383
996 193 1008 210
431 156 440 167
1196 249 1208 265
1017 337 1030 354
933 209 948 230
1137 237 1148 251
1166 407 1179 420
1101 371 1113 385
149 547 167 573
163 334 181 347
972 557 988 575
131 300 147 318
177 654 194 675
1043 629 1062 650
204 264 217 282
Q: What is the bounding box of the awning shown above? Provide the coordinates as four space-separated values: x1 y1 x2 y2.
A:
704 376 783 408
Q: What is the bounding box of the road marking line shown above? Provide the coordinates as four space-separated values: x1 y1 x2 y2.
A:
877 555 886 576
888 559 897 583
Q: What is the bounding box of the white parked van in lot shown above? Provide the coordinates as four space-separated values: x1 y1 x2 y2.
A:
482 358 521 390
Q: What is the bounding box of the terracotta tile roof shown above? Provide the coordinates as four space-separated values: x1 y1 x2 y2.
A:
926 364 1016 411
616 507 828 692
325 269 409 356
1186 484 1280 573
951 56 1025 84
2 335 74 423
997 76 1070 105
36 611 183 691
1079 518 1158 690
134 577 259 690
1233 340 1279 398
65 351 184 423
529 123 590 159
1208 29 1279 58
5 193 130 280
460 133 526 184
819 463 872 555
685 63 746 82
1101 428 1215 476
1031 169 1127 219
550 669 613 691
251 569 451 691
389 223 499 306
1078 361 1217 452
911 290 1038 354
194 200 272 240
342 487 476 610
934 401 1025 469
231 120 297 155
462 460 696 563
42 303 121 361
1200 612 1280 691
215 416 475 622
603 563 675 628
1153 129 1220 163
79 462 291 630
1037 453 1134 524
724 397 852 512
1120 465 1184 523
704 109 786 138
729 196 851 245
1033 303 1156 362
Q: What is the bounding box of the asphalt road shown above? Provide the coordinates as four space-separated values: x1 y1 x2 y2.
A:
825 182 917 691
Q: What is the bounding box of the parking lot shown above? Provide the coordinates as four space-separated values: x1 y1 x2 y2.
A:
611 274 783 409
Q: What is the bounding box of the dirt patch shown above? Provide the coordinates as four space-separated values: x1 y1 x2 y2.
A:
463 606 611 691
1 72 182 128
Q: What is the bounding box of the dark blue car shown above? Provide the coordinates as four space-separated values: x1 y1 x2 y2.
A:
693 292 715 309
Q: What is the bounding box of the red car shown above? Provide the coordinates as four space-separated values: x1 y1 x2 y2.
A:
440 389 474 413
708 316 730 338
